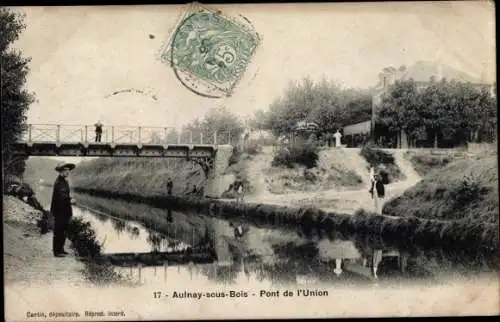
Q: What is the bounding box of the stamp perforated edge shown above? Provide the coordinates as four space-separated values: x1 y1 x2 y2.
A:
158 2 262 97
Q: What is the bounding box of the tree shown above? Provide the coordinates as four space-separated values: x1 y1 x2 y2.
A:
377 78 497 148
377 79 423 146
247 109 270 131
182 106 244 145
252 77 372 137
1 8 34 177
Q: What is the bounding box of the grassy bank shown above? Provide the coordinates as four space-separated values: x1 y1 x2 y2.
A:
71 158 206 197
404 150 469 176
384 154 498 224
71 186 498 252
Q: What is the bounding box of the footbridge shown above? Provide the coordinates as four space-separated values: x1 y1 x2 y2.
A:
10 124 236 159
10 124 237 198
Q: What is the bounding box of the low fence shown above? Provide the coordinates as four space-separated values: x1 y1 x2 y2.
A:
21 124 237 146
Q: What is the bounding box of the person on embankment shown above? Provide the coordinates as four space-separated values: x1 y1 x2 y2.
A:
166 177 173 196
370 172 387 214
51 162 76 257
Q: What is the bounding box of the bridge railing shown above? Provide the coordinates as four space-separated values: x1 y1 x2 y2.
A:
22 124 236 145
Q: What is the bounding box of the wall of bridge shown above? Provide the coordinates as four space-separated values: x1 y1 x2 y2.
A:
204 146 235 198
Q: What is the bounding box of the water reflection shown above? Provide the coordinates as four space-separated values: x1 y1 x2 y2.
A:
30 186 499 287
110 218 127 236
145 229 187 252
93 212 110 223
125 226 140 239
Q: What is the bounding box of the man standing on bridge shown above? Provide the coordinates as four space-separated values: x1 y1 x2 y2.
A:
94 120 103 142
51 162 76 257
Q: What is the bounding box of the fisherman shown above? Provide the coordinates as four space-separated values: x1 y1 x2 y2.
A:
51 162 76 257
94 120 103 142
166 177 173 196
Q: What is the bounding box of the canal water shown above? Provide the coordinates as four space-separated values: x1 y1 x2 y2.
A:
33 184 499 289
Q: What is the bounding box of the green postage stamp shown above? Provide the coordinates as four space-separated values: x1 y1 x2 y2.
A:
161 3 261 98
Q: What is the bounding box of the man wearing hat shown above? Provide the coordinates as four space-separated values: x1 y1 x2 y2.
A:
94 120 103 143
51 162 76 257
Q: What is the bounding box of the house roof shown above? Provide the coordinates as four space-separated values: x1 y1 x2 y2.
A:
294 121 320 131
373 61 485 89
399 60 482 84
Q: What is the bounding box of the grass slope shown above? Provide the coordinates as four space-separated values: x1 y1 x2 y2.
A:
404 150 469 177
384 154 499 224
71 158 205 197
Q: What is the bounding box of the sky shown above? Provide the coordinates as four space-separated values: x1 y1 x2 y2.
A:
12 2 496 131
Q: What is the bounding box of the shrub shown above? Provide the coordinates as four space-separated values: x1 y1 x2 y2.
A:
447 176 490 210
407 152 452 176
272 142 319 169
227 146 240 166
242 139 263 155
360 144 404 182
360 144 395 165
66 216 128 284
67 217 103 257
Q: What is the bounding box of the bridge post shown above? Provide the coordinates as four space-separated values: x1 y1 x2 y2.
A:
138 127 142 144
214 131 217 145
56 125 61 144
189 131 193 144
177 132 181 144
111 126 115 143
204 145 233 198
164 127 168 144
200 132 203 144
28 124 32 143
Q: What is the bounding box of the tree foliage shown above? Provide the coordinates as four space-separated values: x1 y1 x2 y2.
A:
182 106 244 145
250 77 372 136
377 79 497 147
1 8 34 176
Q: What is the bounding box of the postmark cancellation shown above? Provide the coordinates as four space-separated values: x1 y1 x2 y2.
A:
160 3 261 98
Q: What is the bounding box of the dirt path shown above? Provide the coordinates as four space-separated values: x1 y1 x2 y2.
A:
244 148 422 213
3 196 88 287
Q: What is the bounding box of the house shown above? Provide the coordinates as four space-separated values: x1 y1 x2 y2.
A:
372 60 493 107
370 61 495 148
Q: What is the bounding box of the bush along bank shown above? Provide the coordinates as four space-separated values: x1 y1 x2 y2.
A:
66 217 130 285
71 187 498 252
360 144 405 182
